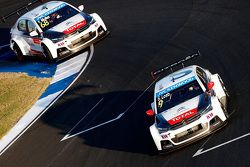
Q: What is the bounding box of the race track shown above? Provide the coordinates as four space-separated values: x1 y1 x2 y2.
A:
0 0 250 166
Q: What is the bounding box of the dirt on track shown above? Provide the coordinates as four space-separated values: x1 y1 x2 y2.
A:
0 72 51 139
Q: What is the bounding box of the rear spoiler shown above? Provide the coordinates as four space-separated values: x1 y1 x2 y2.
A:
1 0 45 23
151 51 201 79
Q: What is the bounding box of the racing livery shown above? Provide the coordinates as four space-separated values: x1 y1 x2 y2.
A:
8 1 108 61
147 54 229 153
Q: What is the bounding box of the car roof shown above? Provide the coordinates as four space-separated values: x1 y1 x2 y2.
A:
155 65 198 95
21 1 67 20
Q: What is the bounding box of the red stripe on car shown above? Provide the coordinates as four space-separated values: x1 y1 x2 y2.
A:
32 38 41 44
63 20 86 35
168 108 197 125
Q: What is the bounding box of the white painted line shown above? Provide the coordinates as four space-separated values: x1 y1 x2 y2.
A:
0 44 10 49
61 112 125 141
193 132 250 157
61 77 159 141
61 98 104 141
193 109 237 157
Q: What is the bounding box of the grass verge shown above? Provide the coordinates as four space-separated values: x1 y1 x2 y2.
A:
0 73 51 139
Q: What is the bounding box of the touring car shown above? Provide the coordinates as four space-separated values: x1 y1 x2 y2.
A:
146 53 229 153
7 1 108 61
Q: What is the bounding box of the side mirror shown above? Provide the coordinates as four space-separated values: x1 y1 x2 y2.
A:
146 109 155 116
78 5 84 11
29 31 39 37
207 81 214 90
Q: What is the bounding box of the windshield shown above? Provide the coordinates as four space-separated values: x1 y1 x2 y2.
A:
35 3 79 32
156 80 203 113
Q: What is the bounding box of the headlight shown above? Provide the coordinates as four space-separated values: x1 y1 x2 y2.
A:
90 18 96 24
200 104 213 114
51 37 64 43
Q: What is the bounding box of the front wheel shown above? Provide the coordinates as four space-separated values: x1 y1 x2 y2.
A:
42 44 54 62
13 43 24 61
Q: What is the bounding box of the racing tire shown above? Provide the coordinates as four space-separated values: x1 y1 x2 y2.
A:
42 44 54 63
13 43 25 61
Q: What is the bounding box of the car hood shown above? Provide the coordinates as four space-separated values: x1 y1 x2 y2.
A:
160 93 210 126
48 13 88 35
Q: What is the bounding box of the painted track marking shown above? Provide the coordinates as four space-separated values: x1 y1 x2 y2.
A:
193 132 250 157
0 44 10 49
0 46 94 156
193 109 237 157
61 98 104 141
61 77 159 141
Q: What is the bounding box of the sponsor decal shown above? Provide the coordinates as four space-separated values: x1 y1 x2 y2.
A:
161 133 170 139
177 106 187 113
63 20 86 35
34 3 67 21
156 76 196 98
66 21 74 26
206 112 213 120
58 42 65 47
168 108 197 125
32 38 41 44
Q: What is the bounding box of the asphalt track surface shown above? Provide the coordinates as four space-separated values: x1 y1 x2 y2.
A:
0 0 250 166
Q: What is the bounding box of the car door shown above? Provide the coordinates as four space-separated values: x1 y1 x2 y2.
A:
16 19 30 54
26 20 43 55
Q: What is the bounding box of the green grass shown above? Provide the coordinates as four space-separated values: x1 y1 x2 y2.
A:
0 73 51 139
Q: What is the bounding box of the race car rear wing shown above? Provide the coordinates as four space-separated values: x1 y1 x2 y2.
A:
151 51 200 79
1 0 44 23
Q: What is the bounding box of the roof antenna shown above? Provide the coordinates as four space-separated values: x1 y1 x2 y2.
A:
171 76 175 82
42 5 48 10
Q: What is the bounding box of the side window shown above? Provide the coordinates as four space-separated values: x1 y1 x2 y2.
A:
27 20 37 33
18 20 27 32
196 67 208 89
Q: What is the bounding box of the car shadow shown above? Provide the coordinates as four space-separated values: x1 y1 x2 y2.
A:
41 87 159 155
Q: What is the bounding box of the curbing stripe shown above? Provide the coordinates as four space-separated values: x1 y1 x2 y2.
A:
0 45 94 156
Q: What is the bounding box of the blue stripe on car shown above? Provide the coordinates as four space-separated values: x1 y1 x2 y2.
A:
35 3 67 21
156 114 170 129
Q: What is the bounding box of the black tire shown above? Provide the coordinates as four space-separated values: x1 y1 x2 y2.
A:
13 43 25 61
42 44 54 62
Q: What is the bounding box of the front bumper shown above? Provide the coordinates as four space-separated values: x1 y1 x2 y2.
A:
150 107 228 153
55 24 109 59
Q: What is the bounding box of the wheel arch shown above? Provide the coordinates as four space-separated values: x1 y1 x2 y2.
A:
10 38 28 56
90 13 107 31
41 39 58 59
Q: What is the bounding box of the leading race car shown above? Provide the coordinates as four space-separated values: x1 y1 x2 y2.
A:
5 1 108 61
146 53 229 153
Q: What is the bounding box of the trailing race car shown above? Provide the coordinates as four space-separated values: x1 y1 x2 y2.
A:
146 53 229 153
4 0 108 61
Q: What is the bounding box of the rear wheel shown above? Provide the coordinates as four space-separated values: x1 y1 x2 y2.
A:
42 44 54 62
13 43 24 61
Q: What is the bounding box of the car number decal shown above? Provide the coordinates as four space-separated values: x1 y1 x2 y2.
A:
38 20 50 28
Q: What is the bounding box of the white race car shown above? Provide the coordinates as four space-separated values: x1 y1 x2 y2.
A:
147 53 229 153
6 1 108 61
